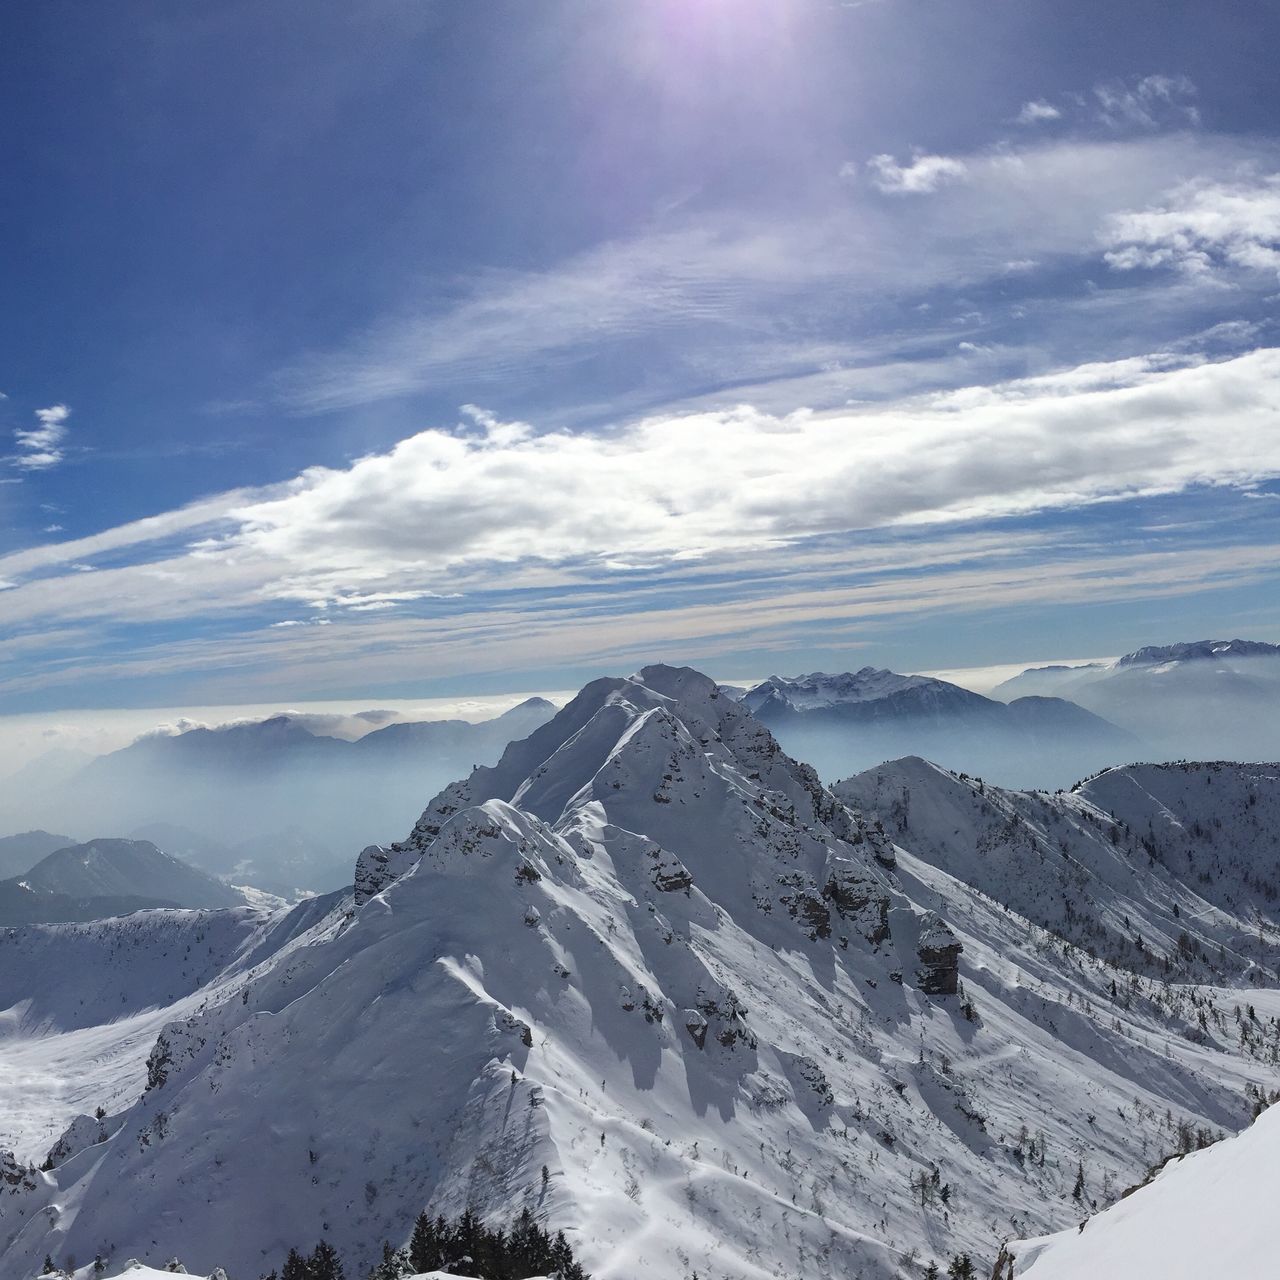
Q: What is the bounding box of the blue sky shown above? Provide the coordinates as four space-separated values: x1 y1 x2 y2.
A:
2 0 1280 716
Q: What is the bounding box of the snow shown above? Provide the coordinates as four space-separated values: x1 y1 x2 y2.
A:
1009 1101 1280 1279
837 757 1280 983
741 669 940 713
5 666 1280 1280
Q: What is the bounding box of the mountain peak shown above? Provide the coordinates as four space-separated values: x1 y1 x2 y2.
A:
1116 638 1280 667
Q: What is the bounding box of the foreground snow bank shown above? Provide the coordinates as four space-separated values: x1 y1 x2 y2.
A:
1010 1102 1280 1278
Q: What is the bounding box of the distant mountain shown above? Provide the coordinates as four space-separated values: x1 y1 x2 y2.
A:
21 699 559 894
352 697 557 760
994 638 1280 761
0 830 76 880
19 838 244 910
1115 638 1280 667
0 837 247 926
739 668 1135 788
742 668 997 722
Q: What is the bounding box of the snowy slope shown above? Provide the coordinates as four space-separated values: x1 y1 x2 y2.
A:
5 668 1280 1280
1005 1101 1280 1279
838 757 1280 983
0 900 341 1167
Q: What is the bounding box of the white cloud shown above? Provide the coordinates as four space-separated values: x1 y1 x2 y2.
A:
1103 174 1280 278
1015 74 1199 135
229 347 1280 605
866 151 968 195
3 345 1278 647
1093 74 1199 130
1016 100 1061 126
13 404 71 471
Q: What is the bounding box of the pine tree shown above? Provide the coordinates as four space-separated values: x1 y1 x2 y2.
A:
281 1247 310 1280
309 1240 345 1280
455 1206 482 1270
924 1265 940 1280
1072 1158 1086 1200
41 1258 56 1277
367 1242 408 1280
948 1254 976 1280
408 1211 439 1273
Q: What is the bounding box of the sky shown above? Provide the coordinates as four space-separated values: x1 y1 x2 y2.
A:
3 0 1280 732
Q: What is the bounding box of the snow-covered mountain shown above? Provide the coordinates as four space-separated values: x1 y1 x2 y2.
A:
4 666 1279 1280
994 639 1280 762
739 669 1135 788
1005 1098 1280 1279
837 757 1280 984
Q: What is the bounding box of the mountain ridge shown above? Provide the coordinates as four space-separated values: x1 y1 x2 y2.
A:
4 665 1279 1280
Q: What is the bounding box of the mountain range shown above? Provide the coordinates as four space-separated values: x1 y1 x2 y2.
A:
737 668 1136 788
995 638 1280 763
4 664 1279 1280
0 699 558 897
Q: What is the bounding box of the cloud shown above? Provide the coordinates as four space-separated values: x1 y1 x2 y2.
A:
1016 100 1062 126
218 347 1280 607
13 404 71 471
1103 174 1280 278
4 345 1280 652
257 131 1280 420
4 536 1278 702
1013 74 1199 136
1093 74 1199 131
866 151 968 195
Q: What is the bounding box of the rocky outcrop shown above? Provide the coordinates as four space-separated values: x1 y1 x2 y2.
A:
0 1151 37 1195
824 862 891 944
916 915 963 995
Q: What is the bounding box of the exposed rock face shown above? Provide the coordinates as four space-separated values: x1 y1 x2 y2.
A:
824 862 891 944
916 915 963 995
0 1151 37 1194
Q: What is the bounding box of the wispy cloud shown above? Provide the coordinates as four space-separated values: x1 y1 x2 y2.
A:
267 130 1278 420
1093 74 1200 131
12 404 71 471
1016 100 1061 126
1014 74 1200 134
